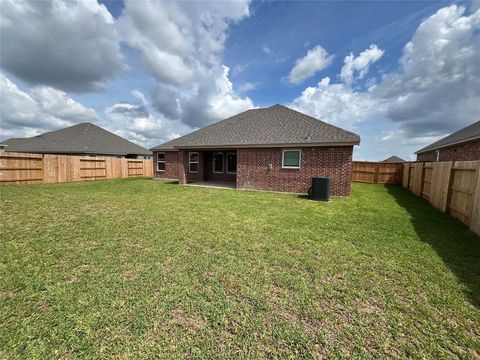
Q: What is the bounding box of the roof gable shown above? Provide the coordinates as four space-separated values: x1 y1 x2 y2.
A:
382 156 406 162
4 123 151 156
416 120 480 154
152 105 360 150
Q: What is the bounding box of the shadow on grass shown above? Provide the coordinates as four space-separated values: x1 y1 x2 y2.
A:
385 184 480 308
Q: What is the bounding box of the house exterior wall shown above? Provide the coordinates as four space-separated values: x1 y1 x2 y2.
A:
154 146 354 196
153 151 179 180
438 139 480 161
416 150 437 162
236 146 353 196
416 139 480 162
177 150 204 183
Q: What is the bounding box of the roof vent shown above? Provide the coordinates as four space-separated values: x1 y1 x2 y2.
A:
305 132 311 140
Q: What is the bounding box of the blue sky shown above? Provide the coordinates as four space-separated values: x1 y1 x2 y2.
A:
1 0 479 160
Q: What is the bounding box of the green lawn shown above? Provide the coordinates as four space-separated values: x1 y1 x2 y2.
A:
1 179 479 359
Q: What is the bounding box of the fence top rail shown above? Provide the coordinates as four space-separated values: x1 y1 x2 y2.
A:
0 151 43 159
353 161 404 164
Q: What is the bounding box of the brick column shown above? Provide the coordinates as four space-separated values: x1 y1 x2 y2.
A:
178 150 187 184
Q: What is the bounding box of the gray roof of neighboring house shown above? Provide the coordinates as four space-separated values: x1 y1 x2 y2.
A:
151 104 360 151
415 120 480 154
382 156 406 163
3 123 152 156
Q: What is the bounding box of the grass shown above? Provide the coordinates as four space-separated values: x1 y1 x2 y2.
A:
0 178 479 359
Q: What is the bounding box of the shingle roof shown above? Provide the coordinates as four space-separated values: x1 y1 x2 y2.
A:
3 123 152 156
382 156 406 163
151 105 360 150
415 120 480 154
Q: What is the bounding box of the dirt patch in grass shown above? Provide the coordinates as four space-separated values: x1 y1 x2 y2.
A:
170 308 207 332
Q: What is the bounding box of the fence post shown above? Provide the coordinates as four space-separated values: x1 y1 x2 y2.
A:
402 163 410 188
439 162 453 213
469 162 480 236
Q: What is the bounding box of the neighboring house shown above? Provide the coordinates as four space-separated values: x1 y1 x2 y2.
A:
382 156 405 163
3 123 152 159
416 120 480 162
150 105 360 196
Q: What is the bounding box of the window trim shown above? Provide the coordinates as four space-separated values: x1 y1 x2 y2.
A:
213 152 224 174
282 149 301 169
226 152 237 174
189 152 199 173
156 152 165 172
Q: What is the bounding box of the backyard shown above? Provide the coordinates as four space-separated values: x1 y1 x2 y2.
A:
0 178 479 358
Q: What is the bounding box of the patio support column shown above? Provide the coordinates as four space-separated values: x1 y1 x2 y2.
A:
178 150 187 184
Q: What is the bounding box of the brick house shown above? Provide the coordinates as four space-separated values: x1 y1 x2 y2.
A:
416 120 480 162
150 105 360 196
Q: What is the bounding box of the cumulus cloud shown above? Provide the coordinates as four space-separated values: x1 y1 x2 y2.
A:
376 4 480 137
340 44 384 85
291 4 480 159
0 73 98 139
0 0 125 92
287 45 334 84
104 90 191 148
118 0 254 129
290 77 384 129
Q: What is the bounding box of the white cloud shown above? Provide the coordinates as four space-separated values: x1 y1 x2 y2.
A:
262 43 272 55
178 65 255 128
376 5 480 137
340 44 384 85
0 0 125 92
290 77 384 129
104 91 191 148
287 45 334 84
0 73 98 139
118 0 254 130
232 64 247 75
238 82 257 93
291 5 480 160
1 0 255 146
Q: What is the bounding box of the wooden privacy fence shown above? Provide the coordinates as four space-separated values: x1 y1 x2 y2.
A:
0 151 153 185
402 161 480 236
352 161 404 184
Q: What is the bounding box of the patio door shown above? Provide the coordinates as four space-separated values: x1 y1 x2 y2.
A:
226 152 237 175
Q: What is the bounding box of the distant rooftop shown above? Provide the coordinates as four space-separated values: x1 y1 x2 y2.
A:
151 104 360 150
4 123 151 156
416 120 480 154
382 156 406 163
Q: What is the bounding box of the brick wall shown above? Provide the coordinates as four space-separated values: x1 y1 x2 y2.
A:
153 151 179 180
236 146 353 196
177 150 204 183
417 151 437 162
439 139 480 161
417 139 480 162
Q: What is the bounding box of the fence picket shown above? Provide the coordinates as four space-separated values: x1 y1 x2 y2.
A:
0 151 152 186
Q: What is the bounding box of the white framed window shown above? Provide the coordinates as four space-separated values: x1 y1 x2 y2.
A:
189 152 199 173
156 152 165 171
282 149 301 169
213 152 224 173
226 152 237 174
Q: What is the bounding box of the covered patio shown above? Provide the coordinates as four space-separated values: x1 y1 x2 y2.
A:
185 180 236 190
183 149 237 186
